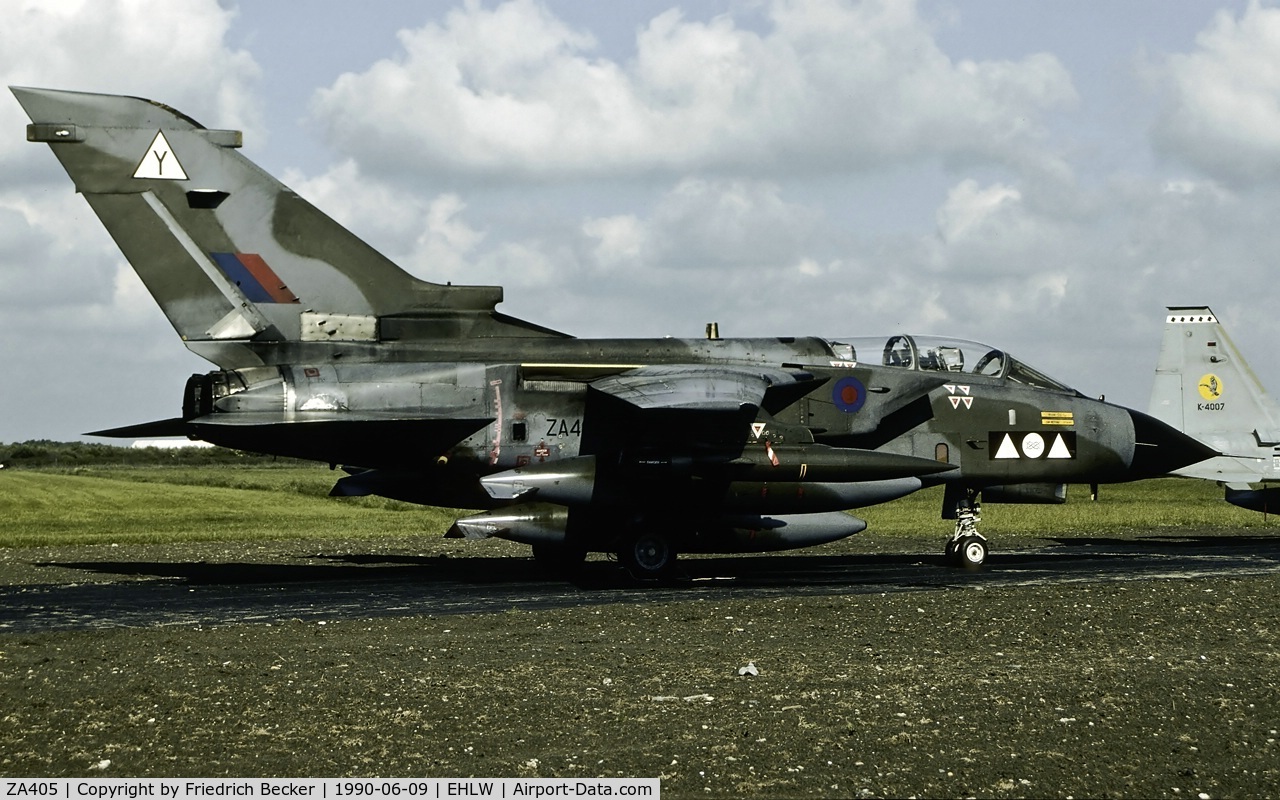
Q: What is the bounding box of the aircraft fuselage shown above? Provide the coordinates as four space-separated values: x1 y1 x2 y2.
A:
186 333 1167 515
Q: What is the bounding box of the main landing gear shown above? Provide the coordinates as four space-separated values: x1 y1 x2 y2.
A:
945 490 988 569
618 530 676 579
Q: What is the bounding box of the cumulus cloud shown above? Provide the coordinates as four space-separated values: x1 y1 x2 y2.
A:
936 180 1023 243
643 178 824 269
286 160 487 283
312 0 1076 180
1151 0 1280 184
582 214 646 270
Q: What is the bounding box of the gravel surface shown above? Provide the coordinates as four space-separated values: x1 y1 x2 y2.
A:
1 532 1278 798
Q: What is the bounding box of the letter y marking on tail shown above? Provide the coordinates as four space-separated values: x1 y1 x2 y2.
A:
133 131 188 180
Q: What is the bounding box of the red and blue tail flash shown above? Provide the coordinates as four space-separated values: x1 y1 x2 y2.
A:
210 253 300 304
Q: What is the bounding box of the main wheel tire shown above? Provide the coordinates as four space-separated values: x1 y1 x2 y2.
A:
619 532 675 578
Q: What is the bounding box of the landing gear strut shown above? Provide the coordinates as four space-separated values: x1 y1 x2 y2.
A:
945 490 988 568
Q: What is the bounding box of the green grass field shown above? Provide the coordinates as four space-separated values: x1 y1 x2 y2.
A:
0 465 459 548
1 463 1274 549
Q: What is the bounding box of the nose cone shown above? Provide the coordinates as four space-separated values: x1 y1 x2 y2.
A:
1127 409 1218 479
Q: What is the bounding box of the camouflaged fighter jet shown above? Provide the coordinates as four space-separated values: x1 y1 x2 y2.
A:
1149 306 1280 513
13 87 1215 575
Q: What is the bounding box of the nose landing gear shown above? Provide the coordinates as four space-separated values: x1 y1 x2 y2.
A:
945 491 988 569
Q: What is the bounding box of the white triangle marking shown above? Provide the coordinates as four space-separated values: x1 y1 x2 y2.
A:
994 434 1020 459
133 131 188 180
1047 434 1073 459
751 422 766 440
944 384 956 394
961 397 973 409
949 396 962 409
959 385 971 395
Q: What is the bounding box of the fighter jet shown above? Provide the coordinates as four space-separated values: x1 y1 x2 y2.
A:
12 87 1214 574
1149 306 1280 513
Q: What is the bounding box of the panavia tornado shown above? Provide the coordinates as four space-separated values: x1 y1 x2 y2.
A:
12 87 1215 575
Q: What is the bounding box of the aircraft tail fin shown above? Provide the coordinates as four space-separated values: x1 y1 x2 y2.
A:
12 87 560 368
1147 306 1280 484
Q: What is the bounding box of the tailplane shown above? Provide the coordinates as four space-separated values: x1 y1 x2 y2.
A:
12 87 560 368
1148 306 1280 492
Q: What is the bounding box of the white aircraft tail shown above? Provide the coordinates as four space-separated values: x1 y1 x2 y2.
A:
1148 306 1280 510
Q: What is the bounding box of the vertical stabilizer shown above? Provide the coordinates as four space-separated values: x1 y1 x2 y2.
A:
1148 306 1280 485
12 87 555 368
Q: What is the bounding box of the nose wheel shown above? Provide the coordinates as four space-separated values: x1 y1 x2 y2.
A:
946 533 988 568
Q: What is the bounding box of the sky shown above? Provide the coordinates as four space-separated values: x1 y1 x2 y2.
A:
2 0 1279 442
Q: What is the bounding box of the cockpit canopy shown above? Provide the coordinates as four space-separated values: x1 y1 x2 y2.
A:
826 335 1077 394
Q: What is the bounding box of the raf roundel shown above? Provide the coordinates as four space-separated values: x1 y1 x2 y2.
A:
832 376 867 413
